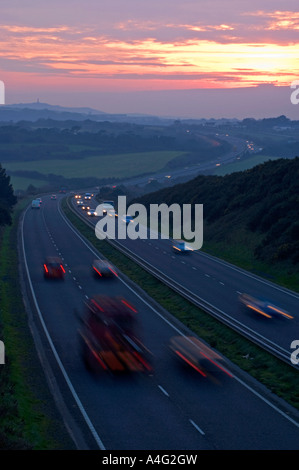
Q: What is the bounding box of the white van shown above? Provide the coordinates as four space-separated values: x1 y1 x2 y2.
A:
31 199 41 209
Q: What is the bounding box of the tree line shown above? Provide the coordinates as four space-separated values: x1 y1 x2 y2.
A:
132 157 299 267
0 164 17 227
0 122 231 162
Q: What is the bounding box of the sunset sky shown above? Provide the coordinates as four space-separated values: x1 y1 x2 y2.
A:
0 0 299 118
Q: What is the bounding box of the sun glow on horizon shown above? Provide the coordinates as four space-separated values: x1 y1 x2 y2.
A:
0 9 299 94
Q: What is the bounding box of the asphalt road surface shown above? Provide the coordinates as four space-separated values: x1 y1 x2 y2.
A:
20 195 299 450
78 196 299 364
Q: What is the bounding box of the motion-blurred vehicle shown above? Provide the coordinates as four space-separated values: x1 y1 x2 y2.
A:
122 215 134 224
78 295 153 374
103 200 114 207
239 293 293 319
77 200 84 206
169 336 232 378
92 259 118 278
172 239 193 253
108 209 118 217
43 256 65 279
87 208 98 217
81 204 90 211
74 194 82 199
50 194 57 200
31 199 41 209
102 201 114 215
84 192 92 200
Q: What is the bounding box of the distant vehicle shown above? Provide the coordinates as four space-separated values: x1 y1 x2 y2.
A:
169 336 232 378
103 200 114 207
239 293 294 320
87 208 98 217
108 209 118 218
78 295 153 374
172 239 193 253
81 204 90 211
122 215 134 224
31 199 41 209
92 259 118 278
50 194 57 200
84 192 92 200
102 201 115 214
59 187 67 194
43 256 65 279
74 194 82 199
77 200 84 205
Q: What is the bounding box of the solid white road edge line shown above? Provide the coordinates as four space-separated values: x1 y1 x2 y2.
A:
21 205 106 450
58 201 299 429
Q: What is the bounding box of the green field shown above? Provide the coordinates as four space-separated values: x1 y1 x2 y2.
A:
213 154 280 176
8 175 49 191
4 150 186 190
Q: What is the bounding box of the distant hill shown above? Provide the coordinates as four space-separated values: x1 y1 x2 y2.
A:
7 100 106 115
132 157 299 268
0 101 171 125
0 101 110 123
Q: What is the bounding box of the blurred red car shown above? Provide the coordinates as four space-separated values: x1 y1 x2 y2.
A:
92 259 118 278
79 295 153 374
169 336 232 378
43 256 65 279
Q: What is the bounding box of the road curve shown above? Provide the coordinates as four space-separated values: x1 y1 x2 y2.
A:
20 194 299 450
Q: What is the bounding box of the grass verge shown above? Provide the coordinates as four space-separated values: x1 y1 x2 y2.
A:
0 198 75 449
213 155 280 176
62 197 299 412
201 222 299 293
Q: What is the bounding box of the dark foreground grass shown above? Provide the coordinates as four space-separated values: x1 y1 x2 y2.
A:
62 198 299 411
0 198 75 449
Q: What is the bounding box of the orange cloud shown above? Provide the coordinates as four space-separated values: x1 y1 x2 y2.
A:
0 21 298 92
244 10 299 30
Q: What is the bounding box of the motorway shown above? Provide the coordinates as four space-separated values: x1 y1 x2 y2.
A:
76 196 299 365
20 194 299 450
120 134 248 186
107 229 299 361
